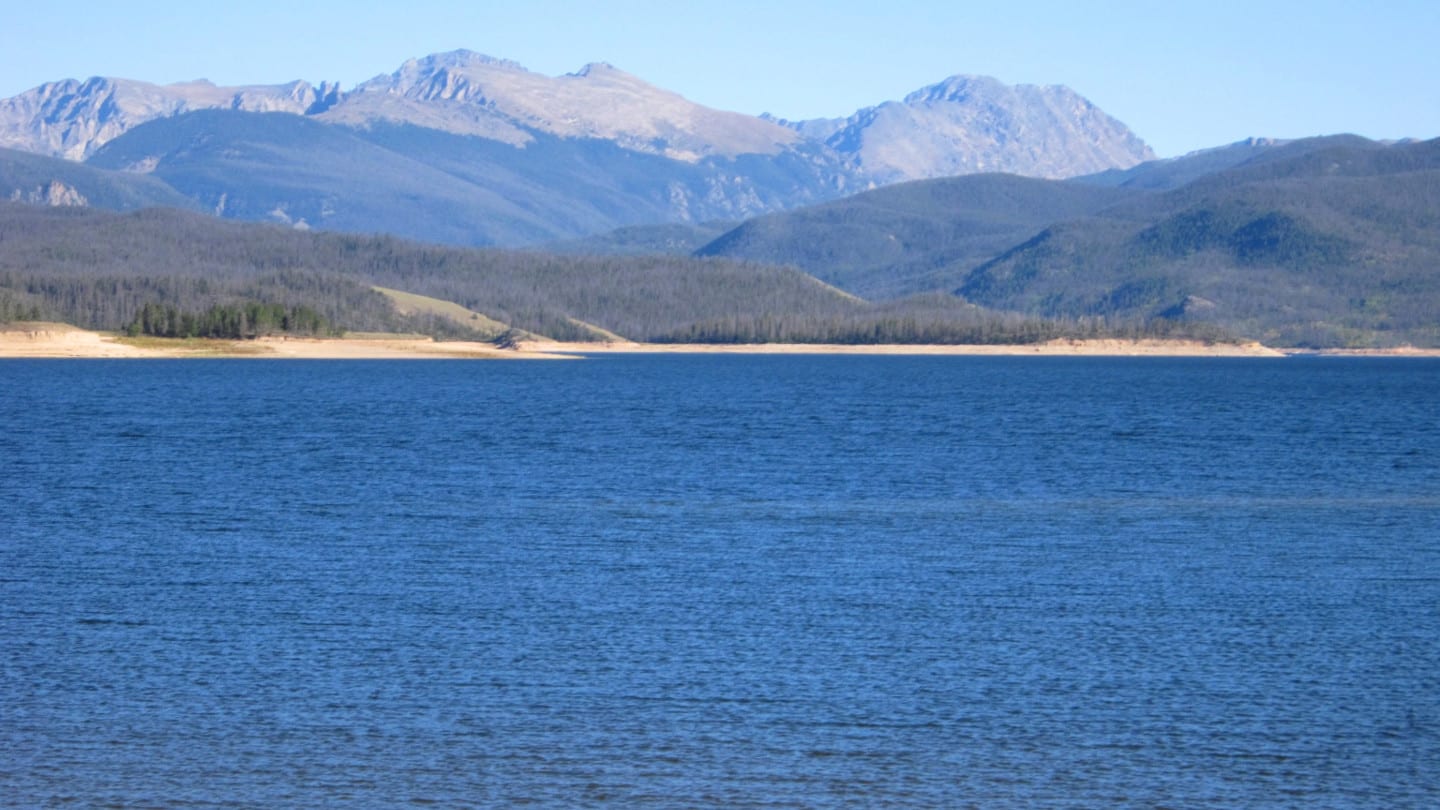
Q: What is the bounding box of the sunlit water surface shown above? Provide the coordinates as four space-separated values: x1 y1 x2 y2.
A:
3 356 1438 807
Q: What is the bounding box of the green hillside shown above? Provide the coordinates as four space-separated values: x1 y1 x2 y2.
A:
956 138 1440 347
678 136 1440 347
1 201 1145 345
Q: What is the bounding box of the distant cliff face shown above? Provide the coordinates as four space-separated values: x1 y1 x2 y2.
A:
7 179 87 206
0 76 339 160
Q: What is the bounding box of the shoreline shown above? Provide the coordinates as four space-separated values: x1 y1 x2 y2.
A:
0 325 574 360
3 323 1439 359
520 338 1291 357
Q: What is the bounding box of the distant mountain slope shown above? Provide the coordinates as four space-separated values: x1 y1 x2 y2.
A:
1073 134 1387 191
85 111 565 244
0 147 198 211
324 50 803 161
696 173 1141 297
0 76 338 160
776 75 1153 182
83 110 849 246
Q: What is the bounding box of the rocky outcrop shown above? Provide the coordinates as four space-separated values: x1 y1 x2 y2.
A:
7 179 88 206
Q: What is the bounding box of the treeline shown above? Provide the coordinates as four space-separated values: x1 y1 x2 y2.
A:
124 301 333 339
0 201 1231 345
650 302 1229 345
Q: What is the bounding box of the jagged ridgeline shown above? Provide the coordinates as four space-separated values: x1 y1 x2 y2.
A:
0 202 1189 344
0 52 1155 249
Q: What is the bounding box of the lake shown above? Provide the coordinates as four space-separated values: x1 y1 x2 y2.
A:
3 356 1437 807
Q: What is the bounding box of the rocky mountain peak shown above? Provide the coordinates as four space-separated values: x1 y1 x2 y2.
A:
572 62 622 78
786 74 1154 183
0 53 1155 188
0 76 329 159
333 52 800 161
903 74 1006 105
405 50 524 72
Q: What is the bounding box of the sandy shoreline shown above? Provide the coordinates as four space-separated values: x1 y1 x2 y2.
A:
4 323 1438 359
521 338 1291 357
0 324 572 359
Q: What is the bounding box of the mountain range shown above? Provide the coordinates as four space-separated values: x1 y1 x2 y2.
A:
2 51 1436 348
0 50 1153 246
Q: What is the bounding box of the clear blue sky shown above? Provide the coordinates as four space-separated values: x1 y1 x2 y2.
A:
3 0 1435 157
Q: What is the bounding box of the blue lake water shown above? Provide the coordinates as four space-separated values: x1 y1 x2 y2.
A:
2 355 1438 807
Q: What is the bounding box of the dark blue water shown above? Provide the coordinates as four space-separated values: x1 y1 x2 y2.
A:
3 356 1438 807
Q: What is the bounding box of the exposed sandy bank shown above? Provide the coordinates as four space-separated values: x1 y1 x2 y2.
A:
248 336 574 359
0 324 572 359
521 338 1288 357
0 322 158 357
12 324 1435 359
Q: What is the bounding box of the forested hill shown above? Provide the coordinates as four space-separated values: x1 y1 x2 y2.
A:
683 135 1440 347
0 202 1171 345
956 137 1440 347
7 135 1434 348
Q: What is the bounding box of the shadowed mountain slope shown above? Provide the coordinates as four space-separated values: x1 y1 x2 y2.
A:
0 147 199 211
695 173 1141 297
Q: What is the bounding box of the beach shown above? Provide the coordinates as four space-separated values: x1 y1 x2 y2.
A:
0 324 567 359
8 322 1440 359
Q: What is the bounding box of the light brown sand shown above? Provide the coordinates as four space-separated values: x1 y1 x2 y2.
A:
520 338 1290 357
0 325 572 359
248 336 574 359
0 323 159 357
8 323 1438 359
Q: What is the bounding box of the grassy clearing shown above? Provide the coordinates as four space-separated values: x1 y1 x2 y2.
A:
565 317 626 342
373 286 511 336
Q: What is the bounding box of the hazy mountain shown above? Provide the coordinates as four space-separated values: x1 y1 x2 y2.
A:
322 50 804 161
0 76 339 160
1073 134 1385 191
0 53 1154 245
82 109 849 246
773 75 1154 183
